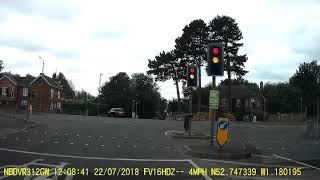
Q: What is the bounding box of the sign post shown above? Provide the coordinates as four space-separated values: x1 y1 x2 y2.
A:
216 117 229 148
209 88 218 145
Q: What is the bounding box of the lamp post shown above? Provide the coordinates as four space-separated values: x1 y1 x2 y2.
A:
38 56 44 112
98 73 103 117
316 76 319 138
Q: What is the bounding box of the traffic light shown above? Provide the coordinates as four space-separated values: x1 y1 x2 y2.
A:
187 65 198 87
207 43 224 76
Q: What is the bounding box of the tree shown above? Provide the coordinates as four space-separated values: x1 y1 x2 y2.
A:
74 89 95 102
208 15 248 113
57 72 75 99
147 51 186 112
100 72 133 116
219 78 259 92
0 60 3 72
289 60 320 115
175 19 209 112
263 83 302 113
131 73 162 119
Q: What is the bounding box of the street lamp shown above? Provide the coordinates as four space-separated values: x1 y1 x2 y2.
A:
98 73 103 117
316 76 319 138
38 56 45 112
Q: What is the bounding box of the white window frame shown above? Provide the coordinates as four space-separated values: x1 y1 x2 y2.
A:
57 102 61 109
58 91 60 99
50 89 54 98
2 87 7 96
10 87 14 98
22 100 27 106
23 88 28 97
50 102 53 110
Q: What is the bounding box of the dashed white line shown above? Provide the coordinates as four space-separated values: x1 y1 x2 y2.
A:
53 141 59 144
40 141 44 143
65 133 69 136
100 145 105 147
76 134 80 137
27 139 31 142
281 147 286 150
133 146 137 148
124 137 128 139
70 142 74 145
84 144 89 146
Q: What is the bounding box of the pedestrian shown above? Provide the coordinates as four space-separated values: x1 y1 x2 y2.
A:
184 114 190 134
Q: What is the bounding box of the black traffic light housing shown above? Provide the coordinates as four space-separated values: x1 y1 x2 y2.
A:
207 43 224 76
187 65 198 87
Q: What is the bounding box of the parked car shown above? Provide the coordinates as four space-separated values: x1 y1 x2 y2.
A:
108 108 125 117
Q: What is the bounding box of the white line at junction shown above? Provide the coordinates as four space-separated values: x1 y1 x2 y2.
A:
273 154 320 171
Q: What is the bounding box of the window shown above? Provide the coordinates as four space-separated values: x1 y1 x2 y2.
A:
50 89 54 98
22 100 27 106
50 103 53 110
2 87 7 96
58 91 60 99
23 88 28 97
10 87 14 98
57 102 61 109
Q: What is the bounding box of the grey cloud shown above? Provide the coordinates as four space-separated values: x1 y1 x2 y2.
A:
0 0 78 21
0 37 46 52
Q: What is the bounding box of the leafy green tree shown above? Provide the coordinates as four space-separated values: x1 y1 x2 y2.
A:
208 15 248 113
289 60 320 115
57 72 75 99
147 51 185 112
131 73 161 118
219 78 259 92
263 83 302 113
175 19 209 112
74 89 95 102
100 72 133 115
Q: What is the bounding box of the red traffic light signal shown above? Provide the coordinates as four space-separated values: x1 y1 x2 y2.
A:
212 47 219 55
187 65 197 87
190 67 195 73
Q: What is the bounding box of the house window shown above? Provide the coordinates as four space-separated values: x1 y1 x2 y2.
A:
250 98 256 108
221 98 227 106
23 88 28 97
50 103 53 110
57 102 61 109
22 100 27 106
50 89 54 98
10 87 14 98
58 91 60 99
2 87 7 96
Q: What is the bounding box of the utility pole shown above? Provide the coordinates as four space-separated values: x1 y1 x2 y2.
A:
316 77 319 138
98 73 103 117
86 92 88 116
38 56 44 112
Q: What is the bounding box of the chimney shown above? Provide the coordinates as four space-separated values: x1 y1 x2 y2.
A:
260 81 264 91
52 73 57 79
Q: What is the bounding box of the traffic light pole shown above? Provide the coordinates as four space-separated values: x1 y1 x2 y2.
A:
210 75 216 146
188 89 193 135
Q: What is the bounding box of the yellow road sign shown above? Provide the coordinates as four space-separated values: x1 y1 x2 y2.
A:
216 117 229 147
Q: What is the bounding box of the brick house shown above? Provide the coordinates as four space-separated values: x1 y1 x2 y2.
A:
0 73 63 112
218 85 264 121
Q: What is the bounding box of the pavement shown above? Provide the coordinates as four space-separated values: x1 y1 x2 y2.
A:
0 113 320 179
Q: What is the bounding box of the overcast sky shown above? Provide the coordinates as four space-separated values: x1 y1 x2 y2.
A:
0 0 319 100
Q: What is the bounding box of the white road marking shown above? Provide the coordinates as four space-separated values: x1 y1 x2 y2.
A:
84 144 89 146
65 133 69 136
99 136 103 138
165 146 172 149
44 131 47 135
70 142 74 145
53 141 59 144
124 137 128 139
117 145 121 148
2 137 6 139
27 139 31 142
40 141 44 143
88 136 91 138
148 138 152 140
133 146 137 148
281 147 286 150
273 154 320 171
15 138 19 140
0 147 202 162
100 145 105 147
252 154 278 159
112 137 116 139
188 160 212 180
267 147 272 150
76 134 80 137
